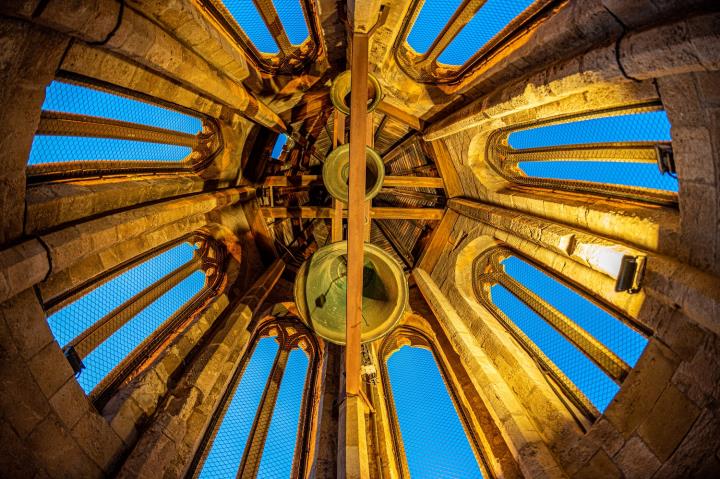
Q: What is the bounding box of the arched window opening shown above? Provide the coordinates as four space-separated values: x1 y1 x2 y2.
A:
486 107 677 205
380 329 489 478
27 79 219 181
396 0 552 83
200 0 317 73
438 0 536 66
406 0 463 54
45 234 224 401
474 248 648 418
192 320 320 478
272 133 288 160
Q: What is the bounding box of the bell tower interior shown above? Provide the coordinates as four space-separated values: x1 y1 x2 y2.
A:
1 0 719 477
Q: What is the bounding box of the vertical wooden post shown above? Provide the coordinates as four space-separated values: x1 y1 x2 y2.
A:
341 30 371 479
346 31 369 399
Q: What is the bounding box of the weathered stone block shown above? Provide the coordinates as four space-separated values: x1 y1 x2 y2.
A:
573 449 622 479
613 435 661 479
0 321 50 438
0 241 49 304
49 377 91 430
27 341 74 399
638 384 700 462
27 414 102 478
0 288 52 359
71 411 124 473
605 339 678 439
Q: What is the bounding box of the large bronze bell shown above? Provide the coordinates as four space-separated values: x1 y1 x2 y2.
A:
294 241 408 345
323 144 385 202
330 70 383 115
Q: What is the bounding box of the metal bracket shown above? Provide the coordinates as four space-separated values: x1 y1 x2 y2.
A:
615 255 646 294
63 345 85 375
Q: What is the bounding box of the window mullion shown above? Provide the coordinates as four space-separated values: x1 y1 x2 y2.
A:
66 256 202 360
418 0 486 65
502 142 663 165
497 272 630 383
236 343 292 478
252 0 293 54
37 111 199 148
475 276 599 419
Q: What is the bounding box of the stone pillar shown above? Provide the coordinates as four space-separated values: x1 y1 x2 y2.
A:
117 259 285 478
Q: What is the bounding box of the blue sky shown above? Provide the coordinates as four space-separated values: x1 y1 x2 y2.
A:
493 257 647 412
198 337 308 478
388 346 484 478
34 11 670 475
272 134 288 159
47 243 205 393
29 81 200 166
510 110 677 192
407 0 534 65
222 0 308 53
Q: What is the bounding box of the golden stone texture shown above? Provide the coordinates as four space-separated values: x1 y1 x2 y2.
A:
0 1 719 478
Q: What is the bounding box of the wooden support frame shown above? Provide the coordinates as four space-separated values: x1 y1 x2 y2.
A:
263 175 445 189
346 31 370 398
259 207 444 220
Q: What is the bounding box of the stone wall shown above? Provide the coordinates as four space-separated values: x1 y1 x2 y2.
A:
413 11 720 477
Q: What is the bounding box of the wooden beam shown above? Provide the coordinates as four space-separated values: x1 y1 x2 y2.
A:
260 207 334 219
373 114 388 145
264 175 444 189
416 209 457 272
371 207 444 220
426 140 463 198
334 110 346 148
382 131 418 161
260 207 444 220
383 176 444 188
379 187 445 203
346 32 369 399
376 101 423 131
332 200 344 242
264 175 322 187
348 0 381 33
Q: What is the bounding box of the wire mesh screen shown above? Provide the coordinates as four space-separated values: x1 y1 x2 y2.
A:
491 284 619 411
28 80 201 167
274 0 310 45
78 269 205 392
199 337 279 478
48 243 196 346
257 347 309 478
387 346 484 479
406 0 463 54
508 110 677 192
438 0 536 65
41 81 200 132
221 0 279 53
502 257 647 367
490 255 647 411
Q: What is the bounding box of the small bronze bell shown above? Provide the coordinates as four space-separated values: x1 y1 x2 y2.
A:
294 241 408 345
330 70 383 115
323 144 385 203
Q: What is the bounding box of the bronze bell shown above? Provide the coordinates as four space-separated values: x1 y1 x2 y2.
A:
294 241 408 345
323 144 385 202
330 70 383 115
